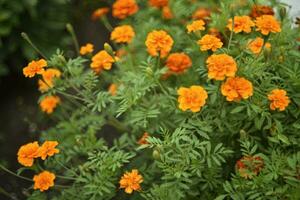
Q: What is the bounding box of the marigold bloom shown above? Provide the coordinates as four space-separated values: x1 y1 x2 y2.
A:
138 132 149 145
177 86 208 112
145 30 174 58
268 89 290 111
17 142 39 167
248 37 271 54
119 169 143 194
91 50 116 73
38 141 59 160
192 8 211 20
198 34 223 52
221 77 253 101
108 83 118 96
112 0 139 19
206 54 237 80
255 15 281 35
91 7 110 20
33 171 55 192
80 43 94 55
111 25 135 44
38 68 61 92
165 53 192 73
236 156 264 179
162 6 173 19
149 0 168 8
250 5 274 18
40 96 60 114
23 59 47 78
186 20 205 33
227 16 255 33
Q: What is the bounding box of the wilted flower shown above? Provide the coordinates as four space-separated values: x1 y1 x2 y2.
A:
250 5 274 18
236 156 264 179
119 169 143 194
268 89 290 111
33 171 55 192
145 30 174 58
138 132 149 145
198 34 223 52
149 0 168 8
206 54 237 80
221 77 253 101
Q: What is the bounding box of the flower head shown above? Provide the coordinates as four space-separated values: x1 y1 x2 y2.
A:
268 89 290 111
255 15 281 35
113 0 139 19
38 141 59 160
145 30 174 58
221 77 253 101
198 34 223 52
80 43 94 55
119 169 143 194
38 68 61 92
162 6 173 19
227 16 255 33
111 25 135 44
108 83 118 96
192 8 210 20
33 171 55 192
91 50 116 73
165 53 192 74
138 132 149 145
186 20 205 33
40 96 60 114
91 7 110 20
236 156 264 179
23 59 47 78
206 54 237 80
248 37 271 54
250 5 274 18
177 85 208 112
149 0 168 8
17 142 39 167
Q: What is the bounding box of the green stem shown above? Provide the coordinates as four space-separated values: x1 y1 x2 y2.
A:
56 175 77 181
0 164 33 182
66 24 80 55
101 16 113 32
227 17 234 50
21 32 48 59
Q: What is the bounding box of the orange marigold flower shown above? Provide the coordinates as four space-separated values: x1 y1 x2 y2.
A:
250 5 274 18
227 16 255 33
113 0 139 19
186 20 205 33
248 37 271 54
268 89 290 111
40 96 60 114
192 8 211 20
111 25 135 44
33 171 55 192
177 85 208 112
108 83 118 96
38 68 61 92
119 169 143 194
236 156 264 179
162 6 173 19
145 30 174 58
198 34 223 52
91 50 116 73
91 7 110 20
80 43 94 55
221 77 253 101
138 132 149 145
255 15 281 35
23 59 47 78
206 54 237 80
38 141 59 160
17 141 39 167
149 0 168 8
165 53 192 73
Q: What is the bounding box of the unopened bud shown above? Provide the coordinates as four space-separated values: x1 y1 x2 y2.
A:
152 149 160 160
104 43 114 56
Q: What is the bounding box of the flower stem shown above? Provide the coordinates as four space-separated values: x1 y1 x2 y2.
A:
21 32 48 59
0 164 33 182
66 23 80 56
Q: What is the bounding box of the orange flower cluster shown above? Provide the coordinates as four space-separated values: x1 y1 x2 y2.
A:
268 89 290 111
38 68 61 92
108 83 118 96
248 37 271 54
250 5 274 18
236 156 264 179
165 53 192 74
162 6 173 19
33 171 56 192
91 7 110 20
113 0 139 19
186 20 205 33
192 8 211 20
90 50 116 73
119 169 143 194
17 141 59 167
111 25 135 44
40 95 61 114
177 86 208 112
221 77 253 101
227 16 255 33
255 15 281 35
149 0 168 8
206 54 237 80
145 30 174 58
138 132 149 145
198 34 223 52
80 43 94 55
23 59 47 78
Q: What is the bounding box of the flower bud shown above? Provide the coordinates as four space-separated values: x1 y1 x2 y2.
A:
104 43 114 56
152 149 160 160
279 7 287 20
